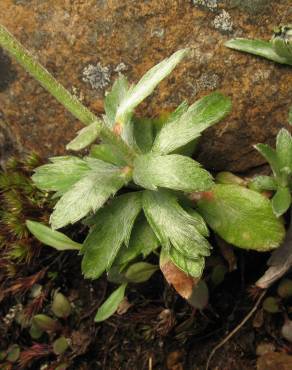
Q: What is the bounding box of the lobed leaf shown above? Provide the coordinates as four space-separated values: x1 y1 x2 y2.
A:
114 215 160 265
133 154 213 192
81 193 142 279
196 184 285 251
168 247 205 278
94 283 127 322
143 190 211 259
89 144 126 166
115 49 190 124
152 92 231 155
50 159 131 229
66 121 101 151
26 220 81 251
32 156 90 193
225 39 292 65
248 175 278 192
272 187 291 217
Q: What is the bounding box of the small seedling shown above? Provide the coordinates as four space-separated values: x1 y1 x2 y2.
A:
0 24 285 322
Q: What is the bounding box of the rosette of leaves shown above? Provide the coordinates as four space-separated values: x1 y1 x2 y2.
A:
225 24 292 124
0 24 285 321
248 129 292 217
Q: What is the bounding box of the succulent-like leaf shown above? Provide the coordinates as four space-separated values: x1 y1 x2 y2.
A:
225 39 292 65
276 128 292 174
94 283 127 322
89 144 126 166
272 187 291 217
248 175 278 192
115 49 190 124
26 220 81 251
50 159 131 229
152 92 231 155
114 215 160 265
143 190 211 259
81 193 142 279
168 247 205 278
125 262 158 283
32 156 90 193
66 121 101 151
196 184 285 251
133 154 213 192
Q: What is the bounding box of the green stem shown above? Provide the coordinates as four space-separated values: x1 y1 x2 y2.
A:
0 24 136 163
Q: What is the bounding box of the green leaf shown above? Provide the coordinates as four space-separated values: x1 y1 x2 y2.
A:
248 175 278 192
143 190 211 259
115 49 190 124
125 262 158 283
114 215 160 265
94 283 127 322
26 220 81 251
81 193 142 279
272 187 291 217
32 156 90 193
186 208 209 237
276 129 292 175
133 117 154 153
225 39 292 66
254 144 282 179
152 92 231 155
196 184 285 251
66 121 101 151
104 75 129 127
133 154 213 192
168 247 205 278
89 144 126 166
50 159 131 229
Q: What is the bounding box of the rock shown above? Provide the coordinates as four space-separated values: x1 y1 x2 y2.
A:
0 0 291 172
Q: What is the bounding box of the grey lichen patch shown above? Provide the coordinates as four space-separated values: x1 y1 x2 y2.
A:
193 72 220 95
82 63 111 90
213 10 233 33
114 62 128 73
192 0 218 11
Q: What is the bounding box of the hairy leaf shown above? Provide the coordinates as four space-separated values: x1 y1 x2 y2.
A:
66 121 101 151
115 215 160 265
89 144 126 166
272 187 291 217
32 156 90 193
143 190 211 259
248 175 278 192
196 184 285 251
225 39 292 65
152 92 231 155
125 262 158 283
133 154 213 192
26 220 81 251
255 144 282 179
276 128 292 174
50 159 131 229
186 208 209 237
104 75 129 127
115 49 190 124
81 193 142 279
160 249 199 299
94 283 127 322
169 247 205 278
133 117 154 153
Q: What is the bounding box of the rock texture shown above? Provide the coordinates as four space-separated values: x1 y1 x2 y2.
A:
0 0 291 172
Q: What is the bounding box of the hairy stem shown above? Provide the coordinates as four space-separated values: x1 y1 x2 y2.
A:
0 24 136 164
